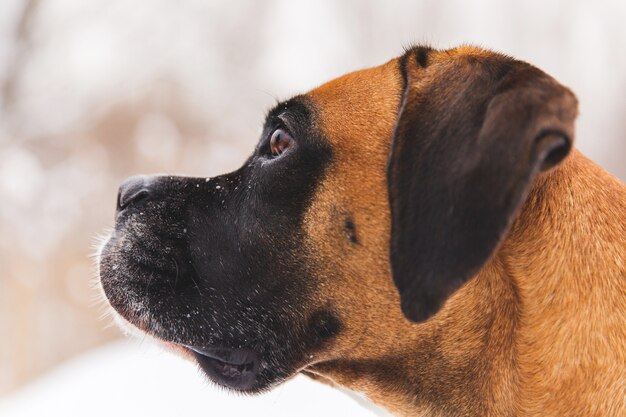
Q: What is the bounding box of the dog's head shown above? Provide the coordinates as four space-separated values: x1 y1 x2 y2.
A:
99 46 577 393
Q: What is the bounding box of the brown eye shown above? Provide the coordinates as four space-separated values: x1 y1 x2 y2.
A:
269 129 293 158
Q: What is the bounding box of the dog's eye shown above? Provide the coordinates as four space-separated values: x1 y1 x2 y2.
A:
269 129 294 158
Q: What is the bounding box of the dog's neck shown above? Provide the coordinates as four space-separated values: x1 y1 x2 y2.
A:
310 150 626 416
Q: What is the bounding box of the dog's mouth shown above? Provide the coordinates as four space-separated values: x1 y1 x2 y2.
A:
99 240 265 392
184 345 261 391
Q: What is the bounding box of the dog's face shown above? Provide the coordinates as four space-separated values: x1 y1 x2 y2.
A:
99 68 398 391
99 46 577 394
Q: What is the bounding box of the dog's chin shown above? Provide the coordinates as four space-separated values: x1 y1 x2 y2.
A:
97 234 302 393
186 346 262 392
107 304 267 393
104 296 270 392
99 263 279 393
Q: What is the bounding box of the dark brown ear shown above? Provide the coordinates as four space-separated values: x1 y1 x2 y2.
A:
388 48 578 322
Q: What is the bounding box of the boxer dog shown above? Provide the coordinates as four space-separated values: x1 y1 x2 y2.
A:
99 45 625 416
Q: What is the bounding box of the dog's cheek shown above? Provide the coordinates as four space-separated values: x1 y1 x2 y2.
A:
298 59 408 364
300 181 398 362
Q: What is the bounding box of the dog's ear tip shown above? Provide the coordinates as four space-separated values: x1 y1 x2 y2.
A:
536 132 572 172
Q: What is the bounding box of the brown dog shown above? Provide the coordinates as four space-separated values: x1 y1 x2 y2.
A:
99 45 626 416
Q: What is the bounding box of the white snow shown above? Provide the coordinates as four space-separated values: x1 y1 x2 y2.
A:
0 340 390 417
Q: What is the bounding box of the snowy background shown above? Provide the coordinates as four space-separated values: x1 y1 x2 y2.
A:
1 0 625 415
0 340 389 416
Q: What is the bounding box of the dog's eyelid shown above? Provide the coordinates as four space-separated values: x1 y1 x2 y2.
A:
277 112 294 126
274 114 297 137
259 115 292 140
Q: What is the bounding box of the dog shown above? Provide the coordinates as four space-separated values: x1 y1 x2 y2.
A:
98 45 626 416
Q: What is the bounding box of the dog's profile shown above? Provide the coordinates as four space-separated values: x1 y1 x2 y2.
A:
98 45 626 416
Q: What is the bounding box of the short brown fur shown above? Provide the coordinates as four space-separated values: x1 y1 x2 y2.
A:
298 47 626 416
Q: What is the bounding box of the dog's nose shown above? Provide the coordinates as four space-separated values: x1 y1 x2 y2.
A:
117 175 151 211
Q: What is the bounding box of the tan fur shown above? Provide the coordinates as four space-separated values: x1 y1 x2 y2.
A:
299 49 626 416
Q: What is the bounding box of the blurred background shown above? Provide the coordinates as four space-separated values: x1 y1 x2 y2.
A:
0 0 625 414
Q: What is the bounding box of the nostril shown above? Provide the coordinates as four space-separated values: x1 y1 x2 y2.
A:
118 189 149 210
117 176 151 211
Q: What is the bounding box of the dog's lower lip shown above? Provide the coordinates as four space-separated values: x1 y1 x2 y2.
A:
184 345 260 390
185 345 255 366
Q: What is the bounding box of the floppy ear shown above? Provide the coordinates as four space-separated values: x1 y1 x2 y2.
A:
388 50 578 322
